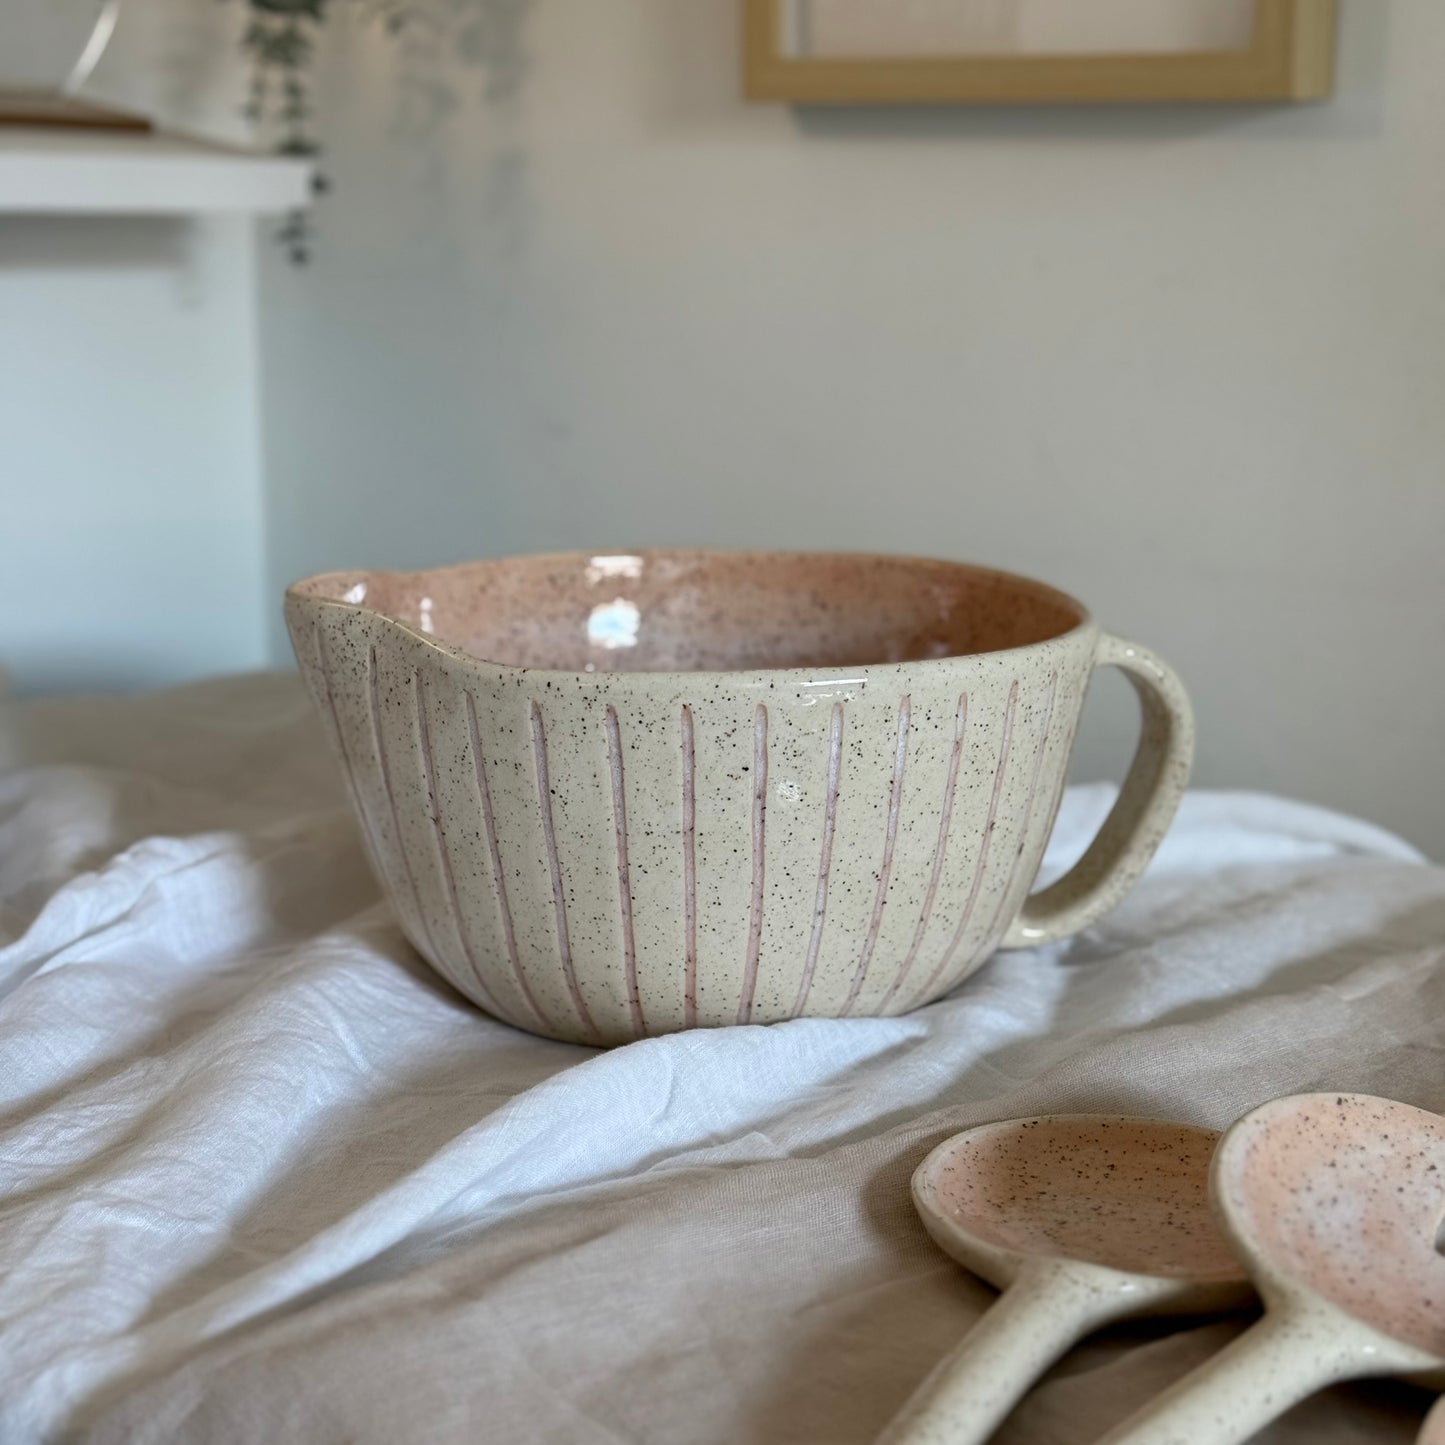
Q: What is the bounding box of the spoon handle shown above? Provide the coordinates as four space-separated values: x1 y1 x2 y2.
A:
1418 1394 1445 1445
876 1263 1116 1445
1096 1306 1370 1445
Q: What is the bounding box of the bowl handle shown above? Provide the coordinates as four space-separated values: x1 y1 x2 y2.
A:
1001 633 1194 949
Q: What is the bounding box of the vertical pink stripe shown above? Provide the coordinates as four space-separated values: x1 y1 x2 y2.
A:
313 625 385 877
605 706 646 1036
531 701 597 1040
1014 673 1060 860
880 692 968 1011
736 704 769 1025
413 671 512 1022
790 701 846 1018
680 704 698 1028
909 679 1020 1007
465 693 548 1032
841 694 911 1015
1035 675 1082 859
979 670 1060 943
1019 672 1059 847
366 644 443 966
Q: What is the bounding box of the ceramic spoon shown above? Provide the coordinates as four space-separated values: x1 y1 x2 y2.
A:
1422 1241 1445 1445
877 1115 1254 1445
1427 1213 1445 1445
1428 1207 1445 1445
1421 1397 1445 1445
1100 1092 1445 1445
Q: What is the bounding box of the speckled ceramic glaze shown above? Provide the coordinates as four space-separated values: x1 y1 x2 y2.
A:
879 1116 1251 1445
1102 1093 1445 1445
285 550 1193 1045
1422 1395 1445 1445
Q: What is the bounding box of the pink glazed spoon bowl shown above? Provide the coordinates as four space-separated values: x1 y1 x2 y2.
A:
877 1115 1253 1445
1101 1093 1445 1445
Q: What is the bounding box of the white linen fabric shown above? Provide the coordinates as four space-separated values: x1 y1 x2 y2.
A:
0 673 1441 1445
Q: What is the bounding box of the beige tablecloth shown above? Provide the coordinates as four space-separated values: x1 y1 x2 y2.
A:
0 673 1440 1444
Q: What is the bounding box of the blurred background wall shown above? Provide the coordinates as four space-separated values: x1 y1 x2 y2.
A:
0 1 267 694
0 216 267 694
258 0 1444 855
2 1 1440 856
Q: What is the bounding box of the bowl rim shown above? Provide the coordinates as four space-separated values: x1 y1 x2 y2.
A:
286 546 1099 682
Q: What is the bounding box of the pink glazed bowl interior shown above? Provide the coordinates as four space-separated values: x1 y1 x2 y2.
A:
288 550 1087 673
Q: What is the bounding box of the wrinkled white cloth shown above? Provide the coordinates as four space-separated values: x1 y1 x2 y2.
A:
0 673 1441 1445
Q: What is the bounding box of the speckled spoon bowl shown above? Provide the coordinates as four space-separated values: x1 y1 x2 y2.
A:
877 1115 1253 1445
1101 1093 1445 1445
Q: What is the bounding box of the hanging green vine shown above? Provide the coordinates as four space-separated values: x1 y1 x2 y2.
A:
233 0 529 263
236 0 328 262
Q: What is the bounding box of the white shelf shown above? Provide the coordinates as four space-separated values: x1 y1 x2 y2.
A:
0 127 313 215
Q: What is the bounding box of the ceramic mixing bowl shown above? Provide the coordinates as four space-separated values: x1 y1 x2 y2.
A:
286 550 1192 1045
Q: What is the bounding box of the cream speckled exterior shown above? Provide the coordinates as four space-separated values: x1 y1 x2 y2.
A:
285 550 1193 1046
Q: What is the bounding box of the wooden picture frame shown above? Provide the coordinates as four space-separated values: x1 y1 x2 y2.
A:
743 0 1336 105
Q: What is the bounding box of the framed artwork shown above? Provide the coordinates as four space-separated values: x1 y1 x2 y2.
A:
743 0 1336 104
